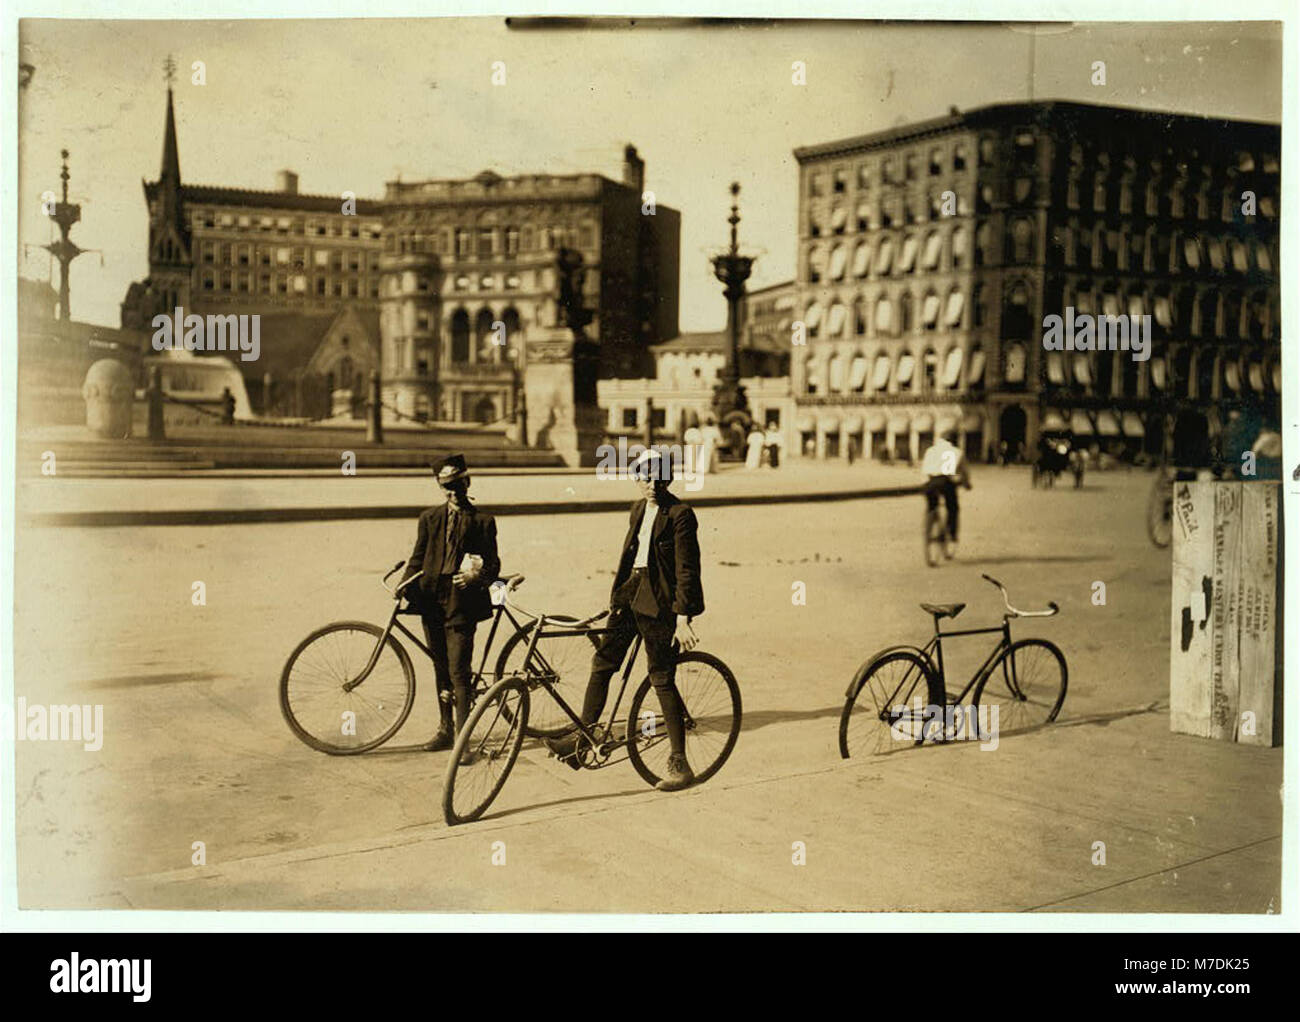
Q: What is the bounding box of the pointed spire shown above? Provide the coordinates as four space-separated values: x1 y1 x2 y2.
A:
160 81 181 186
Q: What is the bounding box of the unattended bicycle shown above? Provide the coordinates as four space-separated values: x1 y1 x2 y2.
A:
279 560 585 754
839 574 1067 758
443 577 742 825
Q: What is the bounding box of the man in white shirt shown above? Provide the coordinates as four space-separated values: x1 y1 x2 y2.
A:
546 448 704 791
920 429 971 548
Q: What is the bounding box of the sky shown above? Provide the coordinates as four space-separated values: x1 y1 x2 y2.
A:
16 18 1282 330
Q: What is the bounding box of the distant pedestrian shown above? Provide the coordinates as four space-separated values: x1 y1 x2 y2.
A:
764 424 783 468
220 387 236 425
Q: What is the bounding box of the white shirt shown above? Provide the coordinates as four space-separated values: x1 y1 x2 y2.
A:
632 500 658 568
921 438 964 478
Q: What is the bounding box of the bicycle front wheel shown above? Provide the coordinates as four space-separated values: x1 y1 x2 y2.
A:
443 677 529 825
627 652 741 788
280 621 415 754
494 615 589 739
972 638 1067 737
839 648 943 758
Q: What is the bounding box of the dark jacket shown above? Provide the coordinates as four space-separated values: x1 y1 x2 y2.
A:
403 502 500 625
612 493 704 620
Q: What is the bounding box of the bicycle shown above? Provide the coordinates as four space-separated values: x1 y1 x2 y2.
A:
922 476 964 567
924 502 952 567
443 579 742 825
838 574 1066 758
279 561 585 754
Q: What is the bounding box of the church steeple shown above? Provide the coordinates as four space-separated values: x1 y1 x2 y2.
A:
158 56 184 228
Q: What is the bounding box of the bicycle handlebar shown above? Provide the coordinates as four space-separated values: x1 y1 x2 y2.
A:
982 573 1059 619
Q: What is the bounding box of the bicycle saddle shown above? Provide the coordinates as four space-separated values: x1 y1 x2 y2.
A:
920 602 966 619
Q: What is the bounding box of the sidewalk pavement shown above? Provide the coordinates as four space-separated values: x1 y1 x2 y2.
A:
20 459 936 526
100 708 1282 913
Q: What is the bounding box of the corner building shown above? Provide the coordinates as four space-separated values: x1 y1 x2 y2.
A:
791 100 1280 463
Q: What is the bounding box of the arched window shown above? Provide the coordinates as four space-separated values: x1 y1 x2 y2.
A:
502 307 521 353
475 308 497 361
450 309 470 363
1002 283 1032 339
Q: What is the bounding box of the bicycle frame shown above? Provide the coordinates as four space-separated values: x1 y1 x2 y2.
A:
511 615 647 756
342 575 531 694
919 616 1018 705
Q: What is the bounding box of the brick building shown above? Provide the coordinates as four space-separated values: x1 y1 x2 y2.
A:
122 87 680 423
790 100 1280 464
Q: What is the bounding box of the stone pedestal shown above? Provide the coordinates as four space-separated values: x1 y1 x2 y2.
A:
523 328 604 467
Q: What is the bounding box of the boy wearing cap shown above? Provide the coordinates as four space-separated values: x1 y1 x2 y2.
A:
548 448 703 791
401 453 500 751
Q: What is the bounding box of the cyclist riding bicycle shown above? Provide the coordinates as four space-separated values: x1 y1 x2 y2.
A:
920 428 971 554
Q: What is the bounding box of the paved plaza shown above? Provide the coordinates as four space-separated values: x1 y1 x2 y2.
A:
11 465 1282 913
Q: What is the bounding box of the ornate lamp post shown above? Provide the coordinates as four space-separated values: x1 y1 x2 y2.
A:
709 182 756 432
44 149 86 321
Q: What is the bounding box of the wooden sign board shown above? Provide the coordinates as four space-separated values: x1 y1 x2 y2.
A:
1169 481 1282 746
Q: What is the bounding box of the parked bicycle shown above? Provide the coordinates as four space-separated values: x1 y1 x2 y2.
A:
443 577 742 825
839 574 1067 758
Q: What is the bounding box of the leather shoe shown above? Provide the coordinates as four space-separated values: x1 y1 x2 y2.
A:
423 728 454 752
545 732 583 771
655 753 695 792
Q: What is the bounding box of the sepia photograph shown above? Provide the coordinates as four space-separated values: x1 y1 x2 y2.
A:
3 5 1291 933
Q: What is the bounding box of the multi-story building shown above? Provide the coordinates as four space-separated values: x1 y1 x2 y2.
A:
122 87 681 423
790 100 1280 464
377 146 680 423
597 280 795 440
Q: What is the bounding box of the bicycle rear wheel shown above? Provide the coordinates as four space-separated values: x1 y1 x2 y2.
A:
924 508 949 567
839 648 943 758
280 621 415 754
972 638 1067 737
627 652 741 788
442 677 529 825
494 615 590 739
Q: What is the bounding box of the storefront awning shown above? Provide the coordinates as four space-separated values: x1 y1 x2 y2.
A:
1046 351 1066 384
1249 362 1265 393
936 412 959 432
1224 361 1241 392
888 412 910 432
852 242 871 278
1070 410 1094 435
829 246 847 280
795 413 815 432
874 238 894 275
899 236 918 273
842 413 864 434
1150 357 1167 390
922 293 941 326
922 232 943 269
871 354 892 390
896 354 916 385
945 290 965 327
1041 410 1067 432
865 410 887 431
1072 354 1091 385
828 303 847 337
941 348 963 388
967 348 986 385
914 412 935 431
848 355 869 391
1096 410 1121 436
819 413 841 432
1121 412 1145 438
961 410 983 430
827 354 845 392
